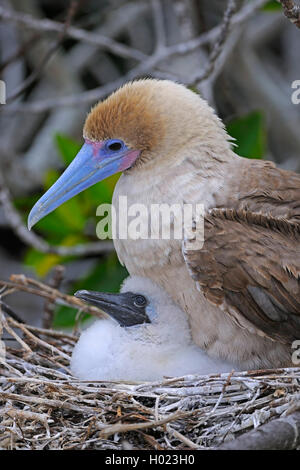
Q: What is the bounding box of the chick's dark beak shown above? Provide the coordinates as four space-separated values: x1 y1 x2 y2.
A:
74 290 150 327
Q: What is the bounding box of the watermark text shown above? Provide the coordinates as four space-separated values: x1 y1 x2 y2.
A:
95 197 205 250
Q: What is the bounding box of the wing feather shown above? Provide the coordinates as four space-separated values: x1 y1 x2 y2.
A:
183 208 300 344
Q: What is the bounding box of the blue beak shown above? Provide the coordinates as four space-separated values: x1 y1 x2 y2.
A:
28 141 139 230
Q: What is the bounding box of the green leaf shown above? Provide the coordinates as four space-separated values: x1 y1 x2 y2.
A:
81 174 121 211
56 199 86 231
14 194 40 211
55 133 82 165
42 169 86 232
262 1 282 11
35 213 73 239
52 306 78 329
227 111 266 159
24 249 62 277
44 169 60 190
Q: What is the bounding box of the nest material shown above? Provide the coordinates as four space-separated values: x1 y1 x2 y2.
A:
0 312 300 450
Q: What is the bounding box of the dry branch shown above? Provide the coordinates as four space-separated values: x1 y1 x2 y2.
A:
0 301 25 324
0 307 300 450
0 5 146 62
0 33 39 73
0 274 105 319
217 410 300 449
2 0 270 114
0 284 300 449
43 265 65 329
6 0 81 103
100 411 185 439
191 0 238 86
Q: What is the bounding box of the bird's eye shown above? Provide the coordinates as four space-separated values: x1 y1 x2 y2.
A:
133 295 147 308
106 139 124 152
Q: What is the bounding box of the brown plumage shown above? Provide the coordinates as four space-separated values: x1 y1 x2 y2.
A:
84 80 300 369
223 159 300 222
183 209 300 344
31 79 300 370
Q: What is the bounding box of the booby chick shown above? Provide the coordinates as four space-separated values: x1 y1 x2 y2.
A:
28 79 300 370
71 276 237 381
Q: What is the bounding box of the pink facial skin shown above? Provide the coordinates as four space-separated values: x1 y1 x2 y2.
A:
118 150 140 171
85 139 140 171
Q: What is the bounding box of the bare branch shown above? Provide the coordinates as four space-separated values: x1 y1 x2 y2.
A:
0 274 106 318
100 410 185 439
277 0 300 28
43 265 65 329
192 0 238 85
0 5 146 62
0 310 32 354
217 411 300 450
0 33 39 73
2 0 270 114
0 300 25 324
7 314 71 361
6 0 81 103
0 172 114 256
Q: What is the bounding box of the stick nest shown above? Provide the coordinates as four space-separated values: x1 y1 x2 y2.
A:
1 312 300 450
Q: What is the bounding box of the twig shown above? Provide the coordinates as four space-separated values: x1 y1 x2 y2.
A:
0 300 25 324
43 265 65 329
138 431 164 450
0 274 105 318
166 424 200 449
0 172 114 256
24 324 77 341
6 316 71 361
6 0 81 103
0 33 39 73
2 0 270 114
2 407 51 435
217 411 300 450
192 0 238 85
0 343 300 451
0 5 146 62
0 311 32 354
100 410 186 439
0 391 103 415
277 0 300 28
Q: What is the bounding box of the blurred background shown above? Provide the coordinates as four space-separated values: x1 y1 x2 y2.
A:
0 0 299 329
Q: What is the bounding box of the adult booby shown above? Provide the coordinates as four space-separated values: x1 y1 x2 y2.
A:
28 79 300 370
71 276 236 381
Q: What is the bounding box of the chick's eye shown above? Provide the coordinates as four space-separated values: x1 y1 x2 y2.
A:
106 139 124 152
133 295 147 308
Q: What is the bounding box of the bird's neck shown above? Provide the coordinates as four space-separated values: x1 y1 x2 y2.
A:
114 146 237 209
112 146 238 271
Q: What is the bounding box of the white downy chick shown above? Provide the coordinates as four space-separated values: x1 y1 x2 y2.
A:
70 276 238 381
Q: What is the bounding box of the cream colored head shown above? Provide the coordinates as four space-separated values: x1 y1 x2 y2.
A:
84 79 233 169
28 79 235 230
